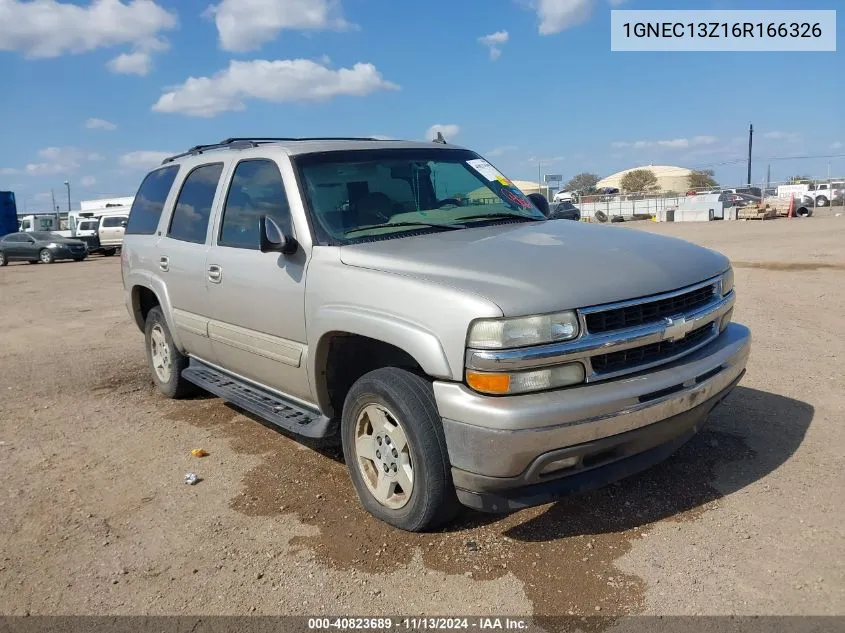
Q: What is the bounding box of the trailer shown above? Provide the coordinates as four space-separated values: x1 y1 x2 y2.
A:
0 191 17 236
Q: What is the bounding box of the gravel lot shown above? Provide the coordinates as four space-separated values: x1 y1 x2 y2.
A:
1 213 843 621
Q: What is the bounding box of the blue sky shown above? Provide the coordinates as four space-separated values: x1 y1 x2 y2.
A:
1 0 842 212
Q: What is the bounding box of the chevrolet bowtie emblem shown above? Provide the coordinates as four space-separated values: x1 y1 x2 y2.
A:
663 315 694 342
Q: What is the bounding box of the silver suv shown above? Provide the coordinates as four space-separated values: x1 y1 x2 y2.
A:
122 137 750 531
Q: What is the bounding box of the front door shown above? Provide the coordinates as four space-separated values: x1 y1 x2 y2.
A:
205 158 312 403
156 162 227 362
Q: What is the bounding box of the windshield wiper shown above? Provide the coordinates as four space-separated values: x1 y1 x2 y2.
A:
344 221 464 236
455 212 541 223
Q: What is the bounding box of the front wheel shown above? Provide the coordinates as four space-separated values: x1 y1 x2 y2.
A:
144 306 196 399
341 367 459 532
39 249 54 264
815 196 828 207
102 249 117 257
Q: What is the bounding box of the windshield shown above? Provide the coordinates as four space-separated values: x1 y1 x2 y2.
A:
296 148 545 244
78 221 98 231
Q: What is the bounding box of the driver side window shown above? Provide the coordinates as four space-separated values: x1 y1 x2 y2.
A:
219 159 292 250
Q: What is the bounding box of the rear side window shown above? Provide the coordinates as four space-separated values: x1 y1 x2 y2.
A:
168 163 224 244
102 216 127 228
126 166 180 235
219 159 292 249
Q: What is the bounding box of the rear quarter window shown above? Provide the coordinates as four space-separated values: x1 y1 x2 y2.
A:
126 165 180 235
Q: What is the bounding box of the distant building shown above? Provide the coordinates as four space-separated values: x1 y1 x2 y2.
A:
596 165 692 193
80 196 134 211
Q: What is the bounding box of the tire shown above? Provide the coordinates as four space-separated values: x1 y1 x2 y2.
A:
73 256 87 262
28 261 38 264
39 249 54 264
103 249 117 257
796 206 812 218
815 196 828 207
341 367 459 532
144 306 196 399
594 210 609 223
0 251 6 266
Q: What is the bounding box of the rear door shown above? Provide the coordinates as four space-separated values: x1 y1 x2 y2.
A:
156 162 228 362
2 233 34 260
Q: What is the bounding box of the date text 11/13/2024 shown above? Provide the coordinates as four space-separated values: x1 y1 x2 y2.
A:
308 617 530 630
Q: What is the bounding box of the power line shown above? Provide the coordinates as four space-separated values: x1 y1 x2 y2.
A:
694 152 845 170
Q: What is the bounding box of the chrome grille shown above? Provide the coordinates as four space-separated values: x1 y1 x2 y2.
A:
590 323 716 375
585 283 717 333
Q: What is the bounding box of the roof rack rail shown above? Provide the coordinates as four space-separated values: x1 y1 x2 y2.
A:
161 136 398 165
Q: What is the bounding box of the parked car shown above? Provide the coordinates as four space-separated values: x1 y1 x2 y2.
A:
548 200 581 221
123 137 750 531
0 231 88 265
552 190 577 203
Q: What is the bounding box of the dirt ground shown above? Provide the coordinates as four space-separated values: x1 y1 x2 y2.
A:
1 212 843 622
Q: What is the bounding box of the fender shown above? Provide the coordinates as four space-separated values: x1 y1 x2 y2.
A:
309 304 453 412
127 271 185 353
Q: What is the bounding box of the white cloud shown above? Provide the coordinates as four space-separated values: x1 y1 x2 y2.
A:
1 167 21 176
613 136 718 150
80 176 97 187
527 155 564 164
152 59 398 118
85 117 117 131
425 124 460 141
831 141 843 150
120 150 173 169
478 30 509 61
6 147 102 176
531 0 594 35
486 145 518 157
763 130 800 142
107 50 152 75
0 0 177 58
208 0 353 53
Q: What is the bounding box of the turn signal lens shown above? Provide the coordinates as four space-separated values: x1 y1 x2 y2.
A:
466 372 511 394
466 363 585 395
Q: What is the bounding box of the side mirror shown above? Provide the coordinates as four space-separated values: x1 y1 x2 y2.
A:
259 215 297 255
120 220 128 228
527 192 550 217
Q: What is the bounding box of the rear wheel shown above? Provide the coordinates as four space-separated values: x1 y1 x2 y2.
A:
39 249 54 264
815 196 829 207
144 306 196 399
103 249 117 257
341 367 459 532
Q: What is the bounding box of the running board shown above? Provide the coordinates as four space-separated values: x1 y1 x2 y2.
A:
182 360 335 439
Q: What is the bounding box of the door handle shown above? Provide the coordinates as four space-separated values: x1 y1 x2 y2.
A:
159 256 169 272
207 264 222 283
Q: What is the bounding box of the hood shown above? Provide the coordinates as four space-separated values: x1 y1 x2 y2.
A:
339 220 729 315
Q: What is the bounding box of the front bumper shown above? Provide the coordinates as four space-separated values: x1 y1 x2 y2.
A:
434 323 751 512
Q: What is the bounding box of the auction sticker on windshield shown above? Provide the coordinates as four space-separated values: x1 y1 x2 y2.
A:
466 158 505 182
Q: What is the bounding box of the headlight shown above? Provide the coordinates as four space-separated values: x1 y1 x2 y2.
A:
46 243 59 249
467 311 579 349
466 363 586 395
721 267 734 296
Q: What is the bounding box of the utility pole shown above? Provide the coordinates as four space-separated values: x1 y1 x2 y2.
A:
64 180 71 213
746 123 753 186
537 161 542 196
51 189 57 214
766 164 771 192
